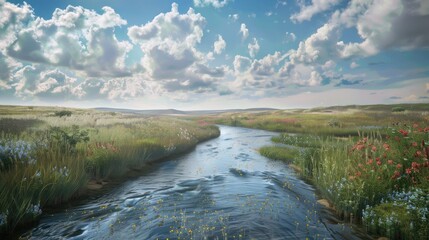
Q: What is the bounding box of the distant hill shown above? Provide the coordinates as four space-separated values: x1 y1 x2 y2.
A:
94 107 278 116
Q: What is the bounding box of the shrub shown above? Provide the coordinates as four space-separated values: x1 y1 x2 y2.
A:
54 110 72 117
392 107 405 112
48 125 89 151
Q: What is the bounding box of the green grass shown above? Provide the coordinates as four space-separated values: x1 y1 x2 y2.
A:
259 146 299 163
202 104 429 239
0 106 220 234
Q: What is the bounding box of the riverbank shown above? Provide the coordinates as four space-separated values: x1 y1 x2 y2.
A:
196 105 429 239
20 125 368 239
0 106 220 236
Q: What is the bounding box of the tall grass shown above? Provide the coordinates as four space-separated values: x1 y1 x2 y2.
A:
282 125 429 239
0 107 220 234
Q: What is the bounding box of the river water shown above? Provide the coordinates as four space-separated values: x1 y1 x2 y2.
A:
24 126 370 240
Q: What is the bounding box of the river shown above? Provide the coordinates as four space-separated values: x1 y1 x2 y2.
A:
24 126 370 239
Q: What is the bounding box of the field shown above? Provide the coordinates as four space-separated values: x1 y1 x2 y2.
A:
0 105 220 234
196 103 429 239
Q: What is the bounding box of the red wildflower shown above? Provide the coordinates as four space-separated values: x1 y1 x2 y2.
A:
391 171 401 179
371 146 377 152
415 151 422 158
356 171 362 177
424 127 429 132
376 161 382 166
412 142 418 147
367 159 374 165
383 143 390 150
411 161 420 169
387 159 394 165
413 123 419 128
396 163 402 169
399 129 409 137
406 168 412 174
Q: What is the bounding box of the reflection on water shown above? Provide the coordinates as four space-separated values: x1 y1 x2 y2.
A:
25 126 369 239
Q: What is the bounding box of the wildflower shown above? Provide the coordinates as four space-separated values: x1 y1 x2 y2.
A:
383 143 390 150
405 168 412 174
412 142 418 147
367 159 374 165
399 129 408 137
376 161 382 166
371 146 377 152
413 123 419 128
387 160 394 165
0 211 7 226
356 171 362 177
414 150 422 158
391 171 401 179
396 163 402 169
411 162 420 171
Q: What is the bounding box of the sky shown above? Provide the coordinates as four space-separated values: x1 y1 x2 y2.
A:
0 0 428 110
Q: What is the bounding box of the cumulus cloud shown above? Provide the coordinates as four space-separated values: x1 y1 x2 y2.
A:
214 35 226 54
291 0 342 23
271 0 429 89
128 3 225 94
239 23 249 40
232 52 289 94
336 0 429 58
248 38 260 58
193 0 230 8
2 4 132 78
0 0 33 51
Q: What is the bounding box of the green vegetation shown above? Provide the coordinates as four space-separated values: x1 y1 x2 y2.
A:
199 104 429 239
0 106 219 234
54 110 72 117
259 146 299 162
197 103 429 137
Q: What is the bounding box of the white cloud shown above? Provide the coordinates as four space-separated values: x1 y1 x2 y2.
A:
0 0 33 51
280 62 323 86
128 3 225 94
193 0 230 8
228 14 239 21
285 32 297 42
240 23 249 40
350 61 359 69
248 38 260 58
291 0 342 23
335 0 429 58
214 35 226 54
3 4 132 78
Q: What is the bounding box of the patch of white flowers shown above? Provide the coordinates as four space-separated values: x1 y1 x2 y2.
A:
0 211 7 227
27 202 42 216
362 188 429 238
163 143 176 153
0 140 36 168
177 127 194 141
52 166 69 178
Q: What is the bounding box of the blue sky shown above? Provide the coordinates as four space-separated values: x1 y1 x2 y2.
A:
0 0 428 110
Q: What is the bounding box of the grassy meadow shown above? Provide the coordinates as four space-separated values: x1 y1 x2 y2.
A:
197 103 429 239
0 105 220 234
